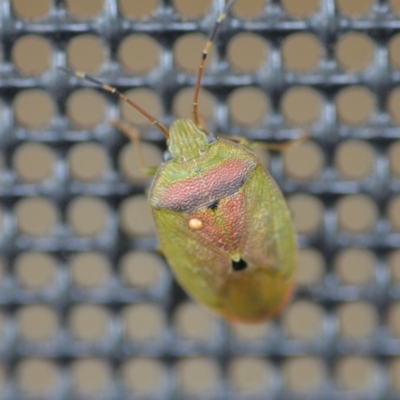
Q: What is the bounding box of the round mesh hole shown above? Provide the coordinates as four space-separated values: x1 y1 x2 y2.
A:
281 87 323 126
17 305 58 342
336 86 375 127
71 358 112 396
119 195 155 237
335 32 374 72
335 248 375 286
66 89 106 129
390 0 400 15
283 141 324 181
288 194 324 235
13 143 55 184
15 197 58 238
388 250 400 285
231 0 266 20
120 88 162 128
118 141 162 183
173 301 216 341
387 195 400 232
281 0 320 18
172 0 211 19
228 357 273 394
388 33 400 70
173 33 215 75
12 0 51 20
296 248 325 287
12 35 52 76
118 0 157 20
122 304 165 341
337 301 377 340
66 0 104 19
336 194 377 234
121 358 166 395
389 357 400 392
69 252 111 289
387 87 400 125
335 356 377 392
227 33 269 74
334 139 374 180
66 35 106 73
281 300 324 340
0 363 6 392
282 33 322 73
68 304 110 342
13 89 54 130
172 87 215 122
119 251 163 288
118 34 160 75
68 143 108 183
175 358 221 396
16 359 58 397
388 141 400 177
231 322 271 342
67 197 108 237
14 252 56 290
336 0 373 18
283 357 326 394
227 87 269 128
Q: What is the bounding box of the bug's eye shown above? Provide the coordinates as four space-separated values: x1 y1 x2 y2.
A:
163 151 172 161
207 200 219 210
232 258 247 271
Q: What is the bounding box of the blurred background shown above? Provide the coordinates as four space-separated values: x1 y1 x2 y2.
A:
0 0 400 398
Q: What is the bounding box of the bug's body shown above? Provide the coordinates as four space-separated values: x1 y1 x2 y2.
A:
60 0 299 323
150 120 296 323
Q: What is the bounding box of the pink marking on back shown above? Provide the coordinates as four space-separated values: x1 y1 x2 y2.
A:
154 158 255 212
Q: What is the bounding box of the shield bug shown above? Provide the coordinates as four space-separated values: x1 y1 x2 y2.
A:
60 0 299 323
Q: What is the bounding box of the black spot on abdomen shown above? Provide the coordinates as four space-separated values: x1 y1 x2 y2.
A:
232 258 247 271
207 200 219 210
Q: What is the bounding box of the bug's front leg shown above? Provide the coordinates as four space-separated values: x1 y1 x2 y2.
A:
220 132 309 153
111 120 159 177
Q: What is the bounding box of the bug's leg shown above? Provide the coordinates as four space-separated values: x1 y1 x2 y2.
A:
111 120 158 177
217 134 251 148
192 0 237 126
219 132 310 153
196 115 209 134
252 132 310 152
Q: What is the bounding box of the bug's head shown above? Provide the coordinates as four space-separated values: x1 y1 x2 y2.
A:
168 119 208 162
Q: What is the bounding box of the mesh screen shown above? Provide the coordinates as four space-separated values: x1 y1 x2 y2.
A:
1 0 400 398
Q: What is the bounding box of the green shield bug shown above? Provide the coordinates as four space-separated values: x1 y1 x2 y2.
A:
60 0 300 323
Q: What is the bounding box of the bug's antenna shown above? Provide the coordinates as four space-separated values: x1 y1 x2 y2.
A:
192 0 237 127
58 67 170 138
